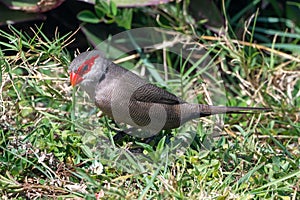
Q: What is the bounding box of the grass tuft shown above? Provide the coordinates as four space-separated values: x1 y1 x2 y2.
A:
0 22 299 199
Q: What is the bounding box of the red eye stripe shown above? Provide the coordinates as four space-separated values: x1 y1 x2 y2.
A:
76 55 100 75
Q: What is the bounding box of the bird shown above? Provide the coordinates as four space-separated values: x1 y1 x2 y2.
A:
69 50 271 135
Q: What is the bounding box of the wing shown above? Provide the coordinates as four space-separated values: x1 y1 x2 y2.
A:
103 61 186 105
131 83 186 105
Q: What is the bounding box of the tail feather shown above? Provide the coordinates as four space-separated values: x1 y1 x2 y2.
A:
198 104 272 117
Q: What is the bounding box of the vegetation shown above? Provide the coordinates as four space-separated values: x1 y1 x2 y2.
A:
0 0 299 199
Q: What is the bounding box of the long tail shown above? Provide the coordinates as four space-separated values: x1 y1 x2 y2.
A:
198 104 272 117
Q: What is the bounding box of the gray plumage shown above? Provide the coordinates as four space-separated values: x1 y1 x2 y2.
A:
69 50 270 132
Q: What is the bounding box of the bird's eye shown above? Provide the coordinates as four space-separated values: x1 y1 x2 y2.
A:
77 64 90 75
76 55 100 75
82 64 89 72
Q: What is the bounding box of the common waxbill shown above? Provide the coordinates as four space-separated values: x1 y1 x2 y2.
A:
69 50 270 133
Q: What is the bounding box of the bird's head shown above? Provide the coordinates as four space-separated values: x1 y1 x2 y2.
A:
68 50 110 97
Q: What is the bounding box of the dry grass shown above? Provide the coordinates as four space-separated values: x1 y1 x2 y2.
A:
0 25 299 199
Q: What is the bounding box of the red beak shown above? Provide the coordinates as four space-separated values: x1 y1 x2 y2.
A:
70 71 83 87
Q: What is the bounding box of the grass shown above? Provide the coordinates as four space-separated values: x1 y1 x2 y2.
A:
0 18 299 200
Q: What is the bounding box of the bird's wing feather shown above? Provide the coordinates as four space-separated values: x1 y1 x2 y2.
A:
107 62 185 105
131 83 185 105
